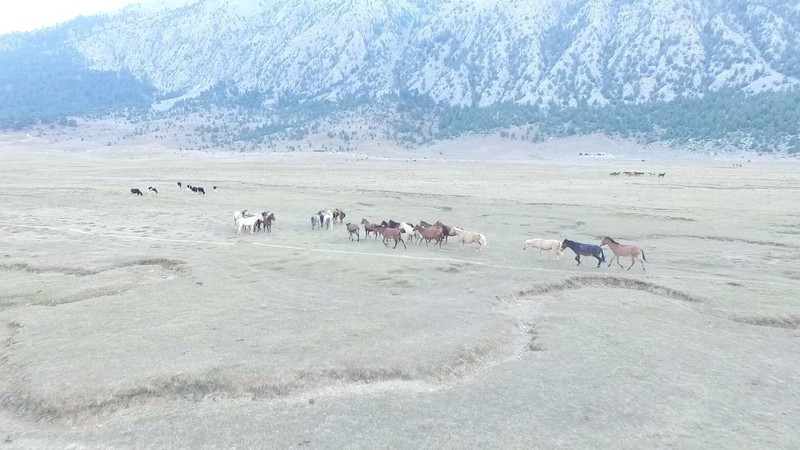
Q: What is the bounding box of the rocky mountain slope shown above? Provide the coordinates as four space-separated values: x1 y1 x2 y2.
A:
1 0 799 150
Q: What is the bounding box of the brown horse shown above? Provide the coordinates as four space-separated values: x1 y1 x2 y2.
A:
601 237 647 271
434 221 456 243
262 212 276 234
413 224 443 247
361 218 380 239
333 208 346 224
377 225 406 249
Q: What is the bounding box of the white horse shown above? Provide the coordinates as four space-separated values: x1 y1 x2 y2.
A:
236 215 261 234
399 222 414 242
451 227 487 251
322 213 333 230
233 210 246 225
523 238 564 260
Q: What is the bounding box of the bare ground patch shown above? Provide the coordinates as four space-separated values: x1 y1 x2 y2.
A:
509 276 702 303
729 314 800 330
0 258 189 277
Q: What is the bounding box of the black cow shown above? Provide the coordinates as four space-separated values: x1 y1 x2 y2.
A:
213 185 217 191
177 181 182 189
130 188 143 196
197 187 205 195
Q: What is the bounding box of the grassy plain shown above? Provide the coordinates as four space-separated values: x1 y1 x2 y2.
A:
0 141 798 448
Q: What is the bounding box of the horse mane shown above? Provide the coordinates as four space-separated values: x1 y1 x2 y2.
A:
605 236 619 244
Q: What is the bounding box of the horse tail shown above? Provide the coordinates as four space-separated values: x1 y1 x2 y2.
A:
480 234 487 247
599 248 606 262
641 249 647 261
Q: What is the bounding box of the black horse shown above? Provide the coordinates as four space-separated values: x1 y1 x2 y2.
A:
561 239 606 268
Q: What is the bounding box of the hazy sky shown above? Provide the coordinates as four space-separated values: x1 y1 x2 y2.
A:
0 0 146 34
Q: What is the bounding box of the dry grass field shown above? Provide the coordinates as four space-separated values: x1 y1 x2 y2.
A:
0 142 799 448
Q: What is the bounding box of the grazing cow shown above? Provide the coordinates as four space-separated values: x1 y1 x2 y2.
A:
346 223 360 241
658 173 666 178
213 185 217 192
197 187 205 195
177 181 182 189
130 188 143 196
148 186 158 194
609 172 620 176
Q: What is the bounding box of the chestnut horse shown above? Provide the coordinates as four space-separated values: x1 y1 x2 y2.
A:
434 221 456 243
413 224 443 247
377 225 407 249
601 237 647 271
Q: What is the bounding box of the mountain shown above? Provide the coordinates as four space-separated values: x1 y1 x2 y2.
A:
1 0 799 151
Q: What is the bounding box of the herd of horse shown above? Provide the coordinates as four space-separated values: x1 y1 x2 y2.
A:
137 183 646 271
230 207 646 270
233 210 276 234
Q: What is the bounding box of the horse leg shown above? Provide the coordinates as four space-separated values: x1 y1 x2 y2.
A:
399 237 406 249
575 255 581 265
607 255 614 267
595 256 602 268
627 256 636 271
616 255 624 269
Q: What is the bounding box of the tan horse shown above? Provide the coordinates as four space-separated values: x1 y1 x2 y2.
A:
451 227 487 251
601 236 647 271
523 238 563 260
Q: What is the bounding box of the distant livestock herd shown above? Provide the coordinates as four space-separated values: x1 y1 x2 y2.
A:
130 181 648 271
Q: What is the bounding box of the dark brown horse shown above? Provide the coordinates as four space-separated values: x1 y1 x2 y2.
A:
434 221 456 243
262 212 276 234
333 208 346 224
413 224 443 247
377 225 406 249
361 218 380 239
